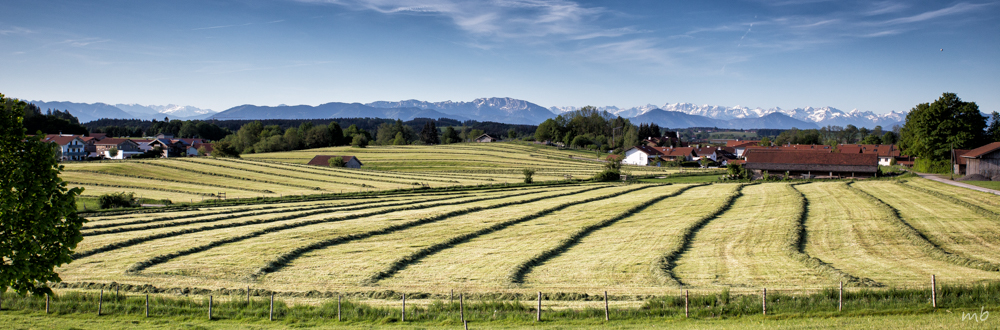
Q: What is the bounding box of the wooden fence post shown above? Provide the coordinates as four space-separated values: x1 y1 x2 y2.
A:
762 288 767 316
269 294 274 321
337 294 342 321
247 286 250 306
208 296 213 320
604 291 609 321
460 294 465 323
931 274 937 308
401 293 406 322
145 294 149 317
116 284 120 300
685 290 689 318
537 292 542 322
98 290 103 316
464 320 469 330
839 281 843 312
451 289 454 304
45 294 49 314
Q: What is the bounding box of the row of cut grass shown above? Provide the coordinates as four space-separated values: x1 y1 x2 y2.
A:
674 183 831 289
374 185 684 291
798 182 1000 287
126 187 577 278
853 181 1000 266
358 185 658 286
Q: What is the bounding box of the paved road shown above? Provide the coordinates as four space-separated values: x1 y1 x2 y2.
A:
915 173 1000 196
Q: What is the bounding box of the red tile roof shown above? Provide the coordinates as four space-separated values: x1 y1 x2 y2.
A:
42 135 82 145
95 138 135 146
653 147 695 157
961 142 1000 159
727 140 760 147
745 149 878 166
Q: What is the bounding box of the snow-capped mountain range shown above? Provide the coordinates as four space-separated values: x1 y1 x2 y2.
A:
550 103 908 129
29 100 216 122
28 96 907 129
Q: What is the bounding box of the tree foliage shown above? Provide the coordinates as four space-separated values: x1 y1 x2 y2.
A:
900 93 987 161
1 94 86 295
522 168 535 184
419 121 440 144
988 111 1000 142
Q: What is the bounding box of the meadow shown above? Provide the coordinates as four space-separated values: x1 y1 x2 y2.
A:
21 143 1000 327
61 142 677 203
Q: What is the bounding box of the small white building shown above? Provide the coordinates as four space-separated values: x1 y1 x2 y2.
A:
623 145 661 166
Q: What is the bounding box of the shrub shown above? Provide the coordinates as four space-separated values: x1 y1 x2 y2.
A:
98 192 138 209
914 158 950 174
592 169 620 182
522 168 535 184
329 157 347 167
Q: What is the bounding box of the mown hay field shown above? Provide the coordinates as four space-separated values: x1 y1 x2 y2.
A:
60 175 1000 300
61 143 679 202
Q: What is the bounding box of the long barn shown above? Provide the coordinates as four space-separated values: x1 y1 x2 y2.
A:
744 149 879 179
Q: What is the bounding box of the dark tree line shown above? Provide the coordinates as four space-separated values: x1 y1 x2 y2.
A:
21 103 88 136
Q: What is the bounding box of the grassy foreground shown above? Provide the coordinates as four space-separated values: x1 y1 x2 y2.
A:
3 309 997 329
1 283 998 329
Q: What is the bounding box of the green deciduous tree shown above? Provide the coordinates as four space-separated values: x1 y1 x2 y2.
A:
1 94 86 295
900 93 987 161
988 111 1000 142
442 126 459 144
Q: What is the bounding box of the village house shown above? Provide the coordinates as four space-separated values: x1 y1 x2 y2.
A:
94 138 143 159
622 146 696 166
744 149 879 179
960 142 1000 179
43 135 87 161
148 138 185 158
307 155 363 168
187 142 214 156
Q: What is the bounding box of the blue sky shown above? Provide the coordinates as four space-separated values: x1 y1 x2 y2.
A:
1 0 997 114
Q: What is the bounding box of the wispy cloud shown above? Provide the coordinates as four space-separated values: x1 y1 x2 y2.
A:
298 0 612 39
53 38 111 47
0 26 34 35
192 20 286 31
881 2 992 25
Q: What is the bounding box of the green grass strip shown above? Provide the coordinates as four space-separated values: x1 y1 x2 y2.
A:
66 181 216 197
894 180 999 221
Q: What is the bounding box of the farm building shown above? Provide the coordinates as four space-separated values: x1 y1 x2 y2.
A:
94 138 142 159
960 142 1000 178
953 149 971 175
307 155 363 168
475 134 498 143
623 145 661 166
42 135 87 161
744 149 879 179
622 146 696 165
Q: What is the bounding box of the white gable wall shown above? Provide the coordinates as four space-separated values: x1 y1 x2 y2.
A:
623 148 650 166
